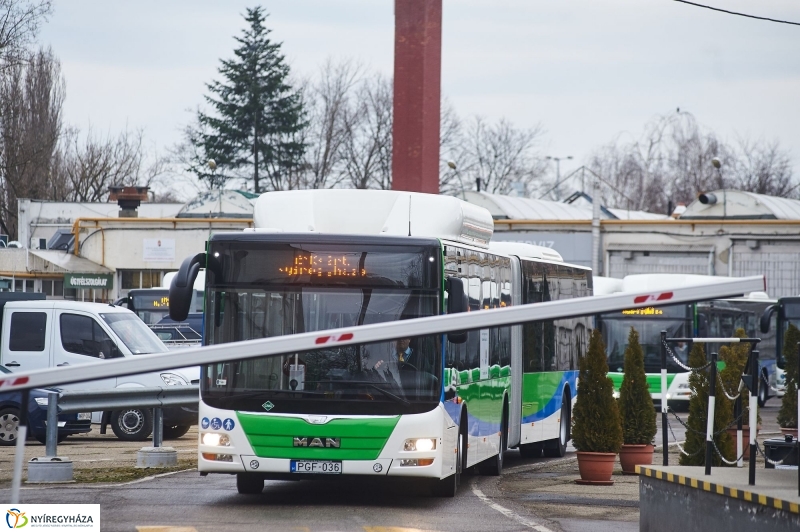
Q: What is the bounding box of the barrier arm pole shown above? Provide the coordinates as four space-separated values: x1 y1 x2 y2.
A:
749 350 759 485
661 330 668 466
10 389 29 504
705 351 718 476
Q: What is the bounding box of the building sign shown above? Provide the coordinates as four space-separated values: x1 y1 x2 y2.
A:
143 238 176 262
64 273 114 290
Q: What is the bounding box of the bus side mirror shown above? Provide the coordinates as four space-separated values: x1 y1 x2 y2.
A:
446 277 468 344
170 252 206 321
760 304 776 334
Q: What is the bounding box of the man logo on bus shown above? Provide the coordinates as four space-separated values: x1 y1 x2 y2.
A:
293 437 341 448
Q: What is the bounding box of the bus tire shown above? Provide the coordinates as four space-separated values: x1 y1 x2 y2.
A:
432 414 466 497
479 404 507 476
544 390 570 458
518 442 543 458
236 473 264 494
757 371 769 408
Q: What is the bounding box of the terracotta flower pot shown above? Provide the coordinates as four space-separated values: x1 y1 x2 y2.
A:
726 426 758 461
780 427 798 439
619 444 654 474
575 451 616 485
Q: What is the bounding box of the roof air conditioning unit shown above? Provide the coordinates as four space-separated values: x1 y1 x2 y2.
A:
31 237 47 250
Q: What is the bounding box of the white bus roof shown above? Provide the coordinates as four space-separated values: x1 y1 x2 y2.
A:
488 241 564 262
251 190 494 249
593 276 625 296
162 270 205 290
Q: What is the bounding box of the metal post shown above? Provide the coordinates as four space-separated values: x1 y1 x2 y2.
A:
797 385 799 497
748 350 759 485
705 351 718 476
45 390 58 457
153 408 163 448
11 389 29 504
735 394 743 468
661 330 668 466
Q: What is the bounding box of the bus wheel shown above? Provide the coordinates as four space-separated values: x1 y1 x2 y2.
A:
432 417 465 497
479 409 507 476
518 442 543 459
757 371 769 408
544 392 570 458
236 473 264 494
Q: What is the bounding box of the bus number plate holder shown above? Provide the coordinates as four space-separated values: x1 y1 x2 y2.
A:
290 460 342 474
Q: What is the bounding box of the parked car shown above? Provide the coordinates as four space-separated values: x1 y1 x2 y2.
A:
0 366 91 445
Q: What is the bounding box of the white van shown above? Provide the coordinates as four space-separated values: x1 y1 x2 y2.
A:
0 296 198 440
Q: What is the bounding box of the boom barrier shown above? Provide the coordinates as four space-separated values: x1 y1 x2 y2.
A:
0 275 765 393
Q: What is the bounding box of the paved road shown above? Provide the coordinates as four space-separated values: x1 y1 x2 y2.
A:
0 402 782 532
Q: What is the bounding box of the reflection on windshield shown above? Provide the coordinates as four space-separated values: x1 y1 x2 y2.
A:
602 318 689 373
100 313 168 355
203 288 440 414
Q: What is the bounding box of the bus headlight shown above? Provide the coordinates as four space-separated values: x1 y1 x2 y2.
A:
202 433 230 447
403 438 436 452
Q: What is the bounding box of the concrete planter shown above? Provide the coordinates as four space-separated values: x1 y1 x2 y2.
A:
725 426 758 461
619 443 653 474
575 451 616 485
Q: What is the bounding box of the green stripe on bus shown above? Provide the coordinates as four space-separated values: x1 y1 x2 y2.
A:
608 372 676 394
236 413 400 460
521 372 566 417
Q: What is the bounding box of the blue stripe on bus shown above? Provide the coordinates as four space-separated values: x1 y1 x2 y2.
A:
520 370 578 424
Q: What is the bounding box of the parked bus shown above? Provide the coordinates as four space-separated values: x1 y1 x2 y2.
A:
758 297 798 399
169 190 592 496
595 274 778 407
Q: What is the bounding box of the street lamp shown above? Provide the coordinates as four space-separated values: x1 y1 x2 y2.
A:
446 161 467 200
546 155 573 200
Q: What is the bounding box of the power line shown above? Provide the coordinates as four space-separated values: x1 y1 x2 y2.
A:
673 0 800 26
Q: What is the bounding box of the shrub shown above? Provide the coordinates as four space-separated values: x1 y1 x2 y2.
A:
619 327 657 445
719 328 757 426
680 342 735 466
777 323 800 429
572 328 623 453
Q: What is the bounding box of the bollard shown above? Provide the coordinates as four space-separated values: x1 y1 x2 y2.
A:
748 350 759 485
136 408 177 468
45 390 58 457
705 351 718 476
28 390 74 483
735 394 743 468
661 330 668 466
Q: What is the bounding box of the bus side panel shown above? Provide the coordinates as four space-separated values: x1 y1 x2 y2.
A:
520 370 576 443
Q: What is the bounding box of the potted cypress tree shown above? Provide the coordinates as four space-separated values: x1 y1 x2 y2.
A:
618 328 657 474
572 329 623 484
679 343 734 466
720 328 759 459
778 323 800 437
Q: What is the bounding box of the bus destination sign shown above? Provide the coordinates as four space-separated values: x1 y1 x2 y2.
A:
279 253 367 278
621 307 664 316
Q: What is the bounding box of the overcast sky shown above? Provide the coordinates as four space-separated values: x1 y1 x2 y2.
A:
38 1 800 199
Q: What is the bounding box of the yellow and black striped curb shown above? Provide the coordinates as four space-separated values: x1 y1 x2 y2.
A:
636 465 800 514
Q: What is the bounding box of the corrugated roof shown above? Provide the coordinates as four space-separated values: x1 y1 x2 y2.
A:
463 191 601 220
681 190 800 220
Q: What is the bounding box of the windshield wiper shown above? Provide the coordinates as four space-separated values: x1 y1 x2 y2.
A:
313 380 410 406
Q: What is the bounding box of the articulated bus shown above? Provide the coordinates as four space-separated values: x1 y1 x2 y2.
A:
595 274 778 407
168 190 591 496
758 296 798 399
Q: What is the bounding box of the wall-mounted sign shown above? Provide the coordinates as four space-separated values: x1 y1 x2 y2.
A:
64 273 114 290
143 238 176 262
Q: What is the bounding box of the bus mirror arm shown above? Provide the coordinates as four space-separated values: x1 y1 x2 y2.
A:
759 304 776 334
170 252 206 321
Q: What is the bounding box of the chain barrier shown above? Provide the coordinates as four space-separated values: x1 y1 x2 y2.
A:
666 407 751 463
662 339 713 372
717 378 741 401
664 408 706 457
667 407 747 438
755 441 791 467
710 436 748 466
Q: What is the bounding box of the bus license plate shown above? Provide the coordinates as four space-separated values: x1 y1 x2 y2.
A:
290 460 342 474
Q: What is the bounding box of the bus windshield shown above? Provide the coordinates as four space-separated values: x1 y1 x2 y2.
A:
599 304 691 373
202 287 441 415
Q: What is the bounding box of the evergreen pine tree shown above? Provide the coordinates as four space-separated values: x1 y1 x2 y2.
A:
572 329 623 453
680 343 735 466
188 7 307 192
619 328 656 445
777 323 800 429
719 328 756 426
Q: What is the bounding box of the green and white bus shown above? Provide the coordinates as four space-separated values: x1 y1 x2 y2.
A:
169 190 591 496
595 274 778 407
